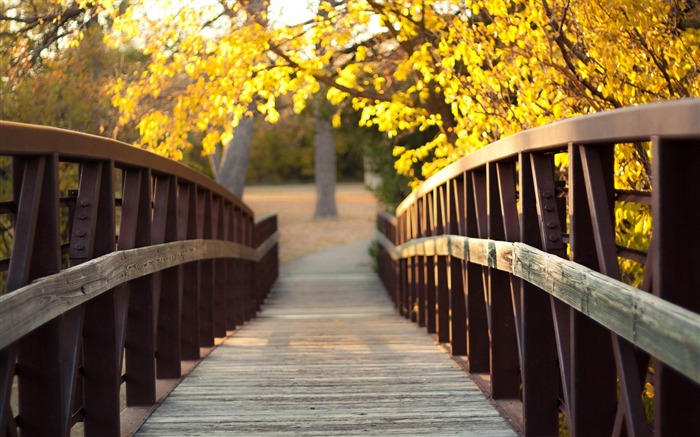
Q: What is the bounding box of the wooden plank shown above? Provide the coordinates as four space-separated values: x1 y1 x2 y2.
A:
136 242 517 436
0 234 279 349
376 234 700 385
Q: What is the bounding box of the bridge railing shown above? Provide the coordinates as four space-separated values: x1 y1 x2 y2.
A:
0 122 279 437
376 99 700 437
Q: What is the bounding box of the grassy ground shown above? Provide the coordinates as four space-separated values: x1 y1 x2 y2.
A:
243 183 380 262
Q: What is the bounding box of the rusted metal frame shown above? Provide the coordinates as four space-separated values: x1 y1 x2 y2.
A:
252 215 263 313
177 182 201 360
465 170 489 374
434 186 450 343
255 215 278 304
485 162 519 399
567 144 619 436
420 194 435 333
121 168 156 406
238 214 250 320
239 214 251 322
408 203 418 326
71 160 123 436
415 199 426 327
253 216 274 302
518 153 559 436
253 215 263 311
153 175 182 379
398 210 408 317
530 153 575 422
616 246 647 264
253 215 272 309
406 206 417 322
448 176 466 356
615 189 651 205
391 216 400 308
394 100 700 213
224 202 237 331
495 161 522 364
254 215 264 311
651 136 700 435
579 145 649 437
244 215 257 320
0 122 254 218
231 207 247 326
395 212 404 316
397 212 409 318
10 155 68 436
211 195 227 338
197 189 215 346
382 213 398 307
21 156 75 435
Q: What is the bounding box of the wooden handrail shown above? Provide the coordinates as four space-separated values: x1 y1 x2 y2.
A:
376 99 700 436
375 232 700 385
0 234 279 350
0 122 279 437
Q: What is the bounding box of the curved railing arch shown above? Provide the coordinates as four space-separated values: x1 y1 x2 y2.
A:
0 121 279 437
377 99 700 436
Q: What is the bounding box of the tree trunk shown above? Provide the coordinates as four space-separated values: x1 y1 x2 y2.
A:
215 113 254 198
212 0 265 199
313 104 338 218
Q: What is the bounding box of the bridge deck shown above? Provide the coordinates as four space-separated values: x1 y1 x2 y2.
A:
136 241 516 436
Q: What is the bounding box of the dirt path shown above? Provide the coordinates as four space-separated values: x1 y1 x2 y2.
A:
243 183 380 262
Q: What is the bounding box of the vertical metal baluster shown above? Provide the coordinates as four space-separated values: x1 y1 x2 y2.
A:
424 191 437 333
123 168 156 406
651 136 700 435
232 207 247 326
495 161 522 364
580 145 648 437
448 177 466 356
435 186 450 343
529 153 573 425
244 215 256 320
11 156 65 436
74 161 121 436
520 153 559 436
567 145 619 436
415 199 426 327
224 202 237 331
198 190 215 346
465 170 489 374
486 162 519 399
153 176 181 379
178 182 201 360
212 196 226 338
398 212 408 318
406 206 416 322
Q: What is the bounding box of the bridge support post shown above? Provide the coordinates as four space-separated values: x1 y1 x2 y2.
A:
122 168 156 406
154 175 182 379
518 153 560 436
178 182 201 360
73 160 124 437
9 155 68 437
652 137 700 435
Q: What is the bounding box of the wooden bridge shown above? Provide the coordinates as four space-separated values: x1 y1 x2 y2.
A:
1 99 699 436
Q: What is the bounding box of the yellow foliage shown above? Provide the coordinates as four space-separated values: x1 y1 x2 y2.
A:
95 0 698 185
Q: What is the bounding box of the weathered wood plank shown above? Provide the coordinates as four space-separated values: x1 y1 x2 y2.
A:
376 233 700 384
135 241 517 437
0 233 279 349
